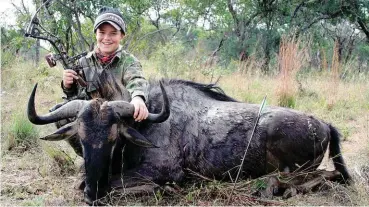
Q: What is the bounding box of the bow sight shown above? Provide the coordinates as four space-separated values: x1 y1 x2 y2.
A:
25 0 86 87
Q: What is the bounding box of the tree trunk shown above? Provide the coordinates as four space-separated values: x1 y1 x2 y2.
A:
263 42 271 73
337 37 344 63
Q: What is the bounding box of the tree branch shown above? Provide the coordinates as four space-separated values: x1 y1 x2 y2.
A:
357 18 369 42
299 10 342 34
11 3 25 16
21 0 30 16
227 0 239 31
72 9 90 50
136 26 175 42
292 0 307 20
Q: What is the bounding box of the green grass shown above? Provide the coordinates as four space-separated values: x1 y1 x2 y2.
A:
277 93 296 108
3 112 39 152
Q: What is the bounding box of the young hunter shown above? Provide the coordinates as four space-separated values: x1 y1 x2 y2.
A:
62 7 149 122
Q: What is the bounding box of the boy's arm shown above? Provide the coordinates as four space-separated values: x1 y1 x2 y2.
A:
122 55 149 102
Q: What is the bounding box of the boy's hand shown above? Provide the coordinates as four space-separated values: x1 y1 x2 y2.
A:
63 69 78 89
130 96 148 122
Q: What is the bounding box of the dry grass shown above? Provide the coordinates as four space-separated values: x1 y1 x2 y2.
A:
275 35 308 108
1 51 368 205
327 40 341 110
237 55 266 76
321 47 328 71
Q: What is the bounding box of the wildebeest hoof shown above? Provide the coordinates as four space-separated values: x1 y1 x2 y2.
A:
84 193 93 206
83 194 106 206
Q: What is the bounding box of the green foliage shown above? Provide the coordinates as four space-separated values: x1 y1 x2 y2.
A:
34 64 49 77
340 126 351 141
252 178 267 191
220 35 244 61
277 93 296 108
1 28 35 68
151 40 189 78
4 113 39 152
126 20 168 57
1 50 16 68
154 190 163 204
355 44 369 69
5 0 369 75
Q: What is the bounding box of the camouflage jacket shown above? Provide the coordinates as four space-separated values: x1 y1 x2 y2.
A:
62 45 148 102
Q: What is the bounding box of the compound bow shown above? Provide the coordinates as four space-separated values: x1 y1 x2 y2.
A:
25 0 87 87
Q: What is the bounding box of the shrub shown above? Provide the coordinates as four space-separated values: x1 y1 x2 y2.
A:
4 113 39 152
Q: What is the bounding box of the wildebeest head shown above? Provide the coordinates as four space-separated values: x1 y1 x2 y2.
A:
27 80 169 205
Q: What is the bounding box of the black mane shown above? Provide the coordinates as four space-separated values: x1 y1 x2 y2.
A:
93 69 130 101
150 79 239 102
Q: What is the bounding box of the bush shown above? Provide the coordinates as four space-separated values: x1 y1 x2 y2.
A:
4 113 39 152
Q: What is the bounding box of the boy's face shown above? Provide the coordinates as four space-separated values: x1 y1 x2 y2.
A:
96 23 124 55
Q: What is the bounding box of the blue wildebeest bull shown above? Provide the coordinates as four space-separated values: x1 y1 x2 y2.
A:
28 78 351 205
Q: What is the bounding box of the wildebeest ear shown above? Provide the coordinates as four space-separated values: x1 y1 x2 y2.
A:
40 121 78 141
120 126 159 148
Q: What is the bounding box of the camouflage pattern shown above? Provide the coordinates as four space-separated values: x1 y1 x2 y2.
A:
62 45 148 102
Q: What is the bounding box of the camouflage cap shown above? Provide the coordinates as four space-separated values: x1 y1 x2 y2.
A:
94 7 126 34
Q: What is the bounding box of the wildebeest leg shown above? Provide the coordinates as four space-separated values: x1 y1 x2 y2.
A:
264 114 330 173
111 138 124 176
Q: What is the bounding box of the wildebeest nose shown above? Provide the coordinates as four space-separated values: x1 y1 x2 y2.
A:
84 186 98 206
83 190 94 206
84 184 110 205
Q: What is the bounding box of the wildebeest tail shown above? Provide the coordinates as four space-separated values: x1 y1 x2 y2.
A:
329 124 351 183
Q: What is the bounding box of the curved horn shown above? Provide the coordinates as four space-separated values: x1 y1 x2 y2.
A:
107 100 135 119
28 83 88 125
108 80 170 123
146 80 170 123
